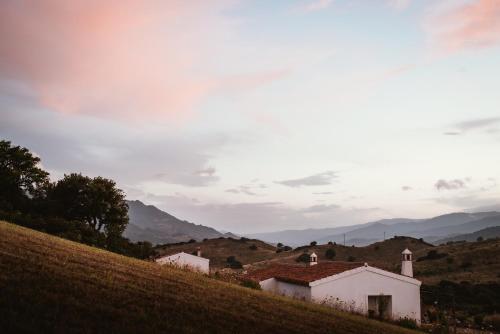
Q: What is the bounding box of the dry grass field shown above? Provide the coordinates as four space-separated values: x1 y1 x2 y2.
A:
0 221 419 334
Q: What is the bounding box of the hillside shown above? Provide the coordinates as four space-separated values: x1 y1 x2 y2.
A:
435 226 500 244
154 237 278 269
125 200 224 244
0 221 418 334
160 235 500 286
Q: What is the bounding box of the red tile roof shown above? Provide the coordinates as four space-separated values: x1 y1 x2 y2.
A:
247 262 365 286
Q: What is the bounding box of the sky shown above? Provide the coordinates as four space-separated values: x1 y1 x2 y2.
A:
1 0 500 234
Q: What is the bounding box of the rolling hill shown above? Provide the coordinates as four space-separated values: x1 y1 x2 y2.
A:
435 226 500 244
156 234 500 286
125 200 225 244
0 221 417 334
154 237 278 269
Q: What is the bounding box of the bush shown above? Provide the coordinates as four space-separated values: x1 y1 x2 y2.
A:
394 317 418 330
484 314 500 331
477 236 484 242
188 239 196 243
347 256 356 262
283 246 292 251
249 244 258 250
327 241 333 245
325 248 336 260
229 260 243 269
296 252 310 263
226 255 243 269
277 242 283 248
416 250 448 262
241 279 261 290
310 241 317 246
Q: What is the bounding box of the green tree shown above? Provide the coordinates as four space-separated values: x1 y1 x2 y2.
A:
49 174 128 239
0 140 49 211
325 248 336 259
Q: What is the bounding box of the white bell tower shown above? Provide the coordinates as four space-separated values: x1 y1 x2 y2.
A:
401 248 413 277
310 252 318 266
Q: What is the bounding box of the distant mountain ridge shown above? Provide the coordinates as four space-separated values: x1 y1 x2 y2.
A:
435 226 500 244
246 211 500 246
124 200 225 245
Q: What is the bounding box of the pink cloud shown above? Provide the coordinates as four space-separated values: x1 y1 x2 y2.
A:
0 1 287 122
427 0 500 53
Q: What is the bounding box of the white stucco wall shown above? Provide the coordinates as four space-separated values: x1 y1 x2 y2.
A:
259 266 421 323
259 278 311 301
156 252 209 274
310 268 421 322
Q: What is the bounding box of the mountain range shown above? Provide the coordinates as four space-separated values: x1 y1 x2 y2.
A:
247 211 500 246
124 200 228 245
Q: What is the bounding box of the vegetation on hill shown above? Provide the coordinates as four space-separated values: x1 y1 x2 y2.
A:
0 221 418 334
154 237 278 269
0 139 153 259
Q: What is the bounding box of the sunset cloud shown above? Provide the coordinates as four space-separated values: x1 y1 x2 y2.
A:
0 0 289 122
427 0 500 53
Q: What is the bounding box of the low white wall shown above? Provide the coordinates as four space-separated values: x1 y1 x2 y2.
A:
259 278 311 301
310 270 421 322
156 253 210 274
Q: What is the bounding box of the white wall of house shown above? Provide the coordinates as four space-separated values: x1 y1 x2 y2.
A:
259 266 421 323
259 278 311 301
311 267 420 322
156 252 209 274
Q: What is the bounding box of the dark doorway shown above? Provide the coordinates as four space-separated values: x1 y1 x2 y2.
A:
368 295 392 319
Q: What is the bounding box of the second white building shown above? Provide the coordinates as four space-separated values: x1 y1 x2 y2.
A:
248 249 421 323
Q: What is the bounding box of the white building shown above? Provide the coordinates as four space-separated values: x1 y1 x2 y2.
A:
155 248 210 274
248 249 421 323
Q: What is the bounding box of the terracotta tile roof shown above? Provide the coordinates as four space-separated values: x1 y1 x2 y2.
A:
247 262 365 286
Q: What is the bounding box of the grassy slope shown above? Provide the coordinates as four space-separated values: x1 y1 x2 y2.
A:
155 237 278 269
412 238 500 285
0 221 417 334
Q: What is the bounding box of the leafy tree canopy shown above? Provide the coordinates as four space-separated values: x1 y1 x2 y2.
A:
0 140 49 211
49 173 128 238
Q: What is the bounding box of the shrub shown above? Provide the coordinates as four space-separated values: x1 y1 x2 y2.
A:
277 242 283 248
283 246 292 251
374 245 380 251
325 248 336 260
477 236 484 242
188 239 196 243
394 317 418 330
239 237 249 242
310 241 317 246
347 256 356 262
327 241 333 245
226 255 243 269
484 314 500 331
249 244 258 250
296 252 310 263
241 279 261 290
276 248 283 253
